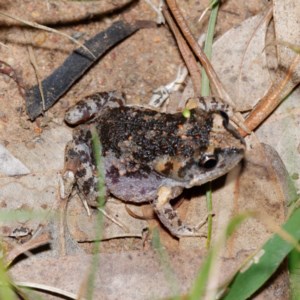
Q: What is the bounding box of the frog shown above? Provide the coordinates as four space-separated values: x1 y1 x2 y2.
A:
62 91 245 237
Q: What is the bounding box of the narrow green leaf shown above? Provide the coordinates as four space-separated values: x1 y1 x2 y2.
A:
85 126 106 300
289 248 300 300
0 257 16 300
223 207 300 300
189 250 216 300
225 213 252 238
201 0 220 97
190 212 249 299
151 229 180 299
205 183 213 248
201 0 220 249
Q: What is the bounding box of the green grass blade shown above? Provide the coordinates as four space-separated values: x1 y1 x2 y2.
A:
152 229 180 299
289 248 300 300
85 126 106 300
189 249 217 300
190 213 250 299
205 183 213 248
200 1 220 249
0 258 16 300
223 207 300 300
201 0 220 97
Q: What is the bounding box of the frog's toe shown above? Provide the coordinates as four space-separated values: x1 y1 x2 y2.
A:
153 186 206 238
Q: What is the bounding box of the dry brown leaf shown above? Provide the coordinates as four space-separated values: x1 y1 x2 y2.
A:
250 0 300 191
67 196 148 242
212 10 273 111
9 248 289 300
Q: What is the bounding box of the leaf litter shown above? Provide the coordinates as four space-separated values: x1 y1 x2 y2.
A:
0 0 297 299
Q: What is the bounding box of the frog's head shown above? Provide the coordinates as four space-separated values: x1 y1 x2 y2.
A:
153 110 245 188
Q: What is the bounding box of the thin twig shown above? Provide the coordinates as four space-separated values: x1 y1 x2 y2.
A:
15 281 83 300
165 0 249 133
165 0 233 106
240 54 300 136
0 11 95 59
162 6 201 97
0 41 9 49
125 204 155 220
98 207 130 232
25 31 46 111
0 60 25 98
6 232 51 267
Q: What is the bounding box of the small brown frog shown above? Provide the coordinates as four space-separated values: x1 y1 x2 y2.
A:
62 91 245 237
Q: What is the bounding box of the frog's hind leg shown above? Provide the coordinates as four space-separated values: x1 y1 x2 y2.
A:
154 186 205 237
65 91 125 125
186 96 233 116
186 96 250 132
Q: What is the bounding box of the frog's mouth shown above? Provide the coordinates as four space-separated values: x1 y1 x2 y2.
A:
186 147 245 188
184 111 246 186
154 146 245 188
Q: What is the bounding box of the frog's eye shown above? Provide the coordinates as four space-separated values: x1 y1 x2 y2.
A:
200 154 218 169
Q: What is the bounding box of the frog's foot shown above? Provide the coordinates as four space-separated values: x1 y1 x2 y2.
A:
60 169 76 200
154 186 205 237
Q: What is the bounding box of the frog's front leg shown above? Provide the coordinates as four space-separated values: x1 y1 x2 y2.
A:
154 186 203 237
63 126 100 207
65 91 125 125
